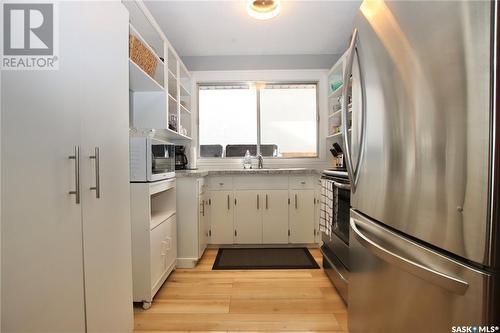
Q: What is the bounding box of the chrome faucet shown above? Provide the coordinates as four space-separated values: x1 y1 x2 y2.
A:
257 154 264 169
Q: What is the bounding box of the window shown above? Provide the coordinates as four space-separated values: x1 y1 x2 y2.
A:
198 83 318 158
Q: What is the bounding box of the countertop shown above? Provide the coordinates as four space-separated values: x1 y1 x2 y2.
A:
175 168 321 178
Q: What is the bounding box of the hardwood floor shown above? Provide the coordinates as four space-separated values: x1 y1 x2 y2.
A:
134 248 348 332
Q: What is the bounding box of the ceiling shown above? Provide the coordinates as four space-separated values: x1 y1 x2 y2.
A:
144 1 361 62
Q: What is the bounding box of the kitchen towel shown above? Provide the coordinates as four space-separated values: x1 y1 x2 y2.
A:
320 178 333 238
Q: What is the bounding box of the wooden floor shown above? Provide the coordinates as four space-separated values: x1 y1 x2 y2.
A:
134 248 348 332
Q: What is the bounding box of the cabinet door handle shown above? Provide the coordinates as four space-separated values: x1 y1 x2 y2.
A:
257 194 259 210
202 200 205 216
89 147 100 198
227 194 230 210
295 194 298 209
68 146 80 204
266 194 268 209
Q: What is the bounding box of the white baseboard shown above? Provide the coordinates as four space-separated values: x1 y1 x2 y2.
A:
176 257 198 268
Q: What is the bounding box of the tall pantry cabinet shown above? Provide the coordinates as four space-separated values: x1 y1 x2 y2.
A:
1 2 133 332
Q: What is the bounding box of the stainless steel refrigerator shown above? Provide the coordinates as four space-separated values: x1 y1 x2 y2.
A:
341 1 500 331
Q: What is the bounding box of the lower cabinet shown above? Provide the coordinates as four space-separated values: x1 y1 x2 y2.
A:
198 190 210 257
262 190 289 244
233 190 290 244
210 190 234 244
150 217 176 288
207 175 319 245
234 190 263 244
177 177 209 268
289 189 316 243
131 179 177 309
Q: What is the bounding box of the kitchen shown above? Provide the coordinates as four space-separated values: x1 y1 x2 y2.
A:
1 0 499 332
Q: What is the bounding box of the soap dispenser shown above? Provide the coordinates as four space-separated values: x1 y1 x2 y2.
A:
243 150 252 169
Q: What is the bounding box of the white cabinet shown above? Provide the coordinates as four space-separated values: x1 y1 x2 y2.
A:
204 192 212 246
233 189 290 244
164 218 178 276
2 3 132 332
210 191 235 244
131 179 177 309
176 177 209 268
234 190 263 244
150 220 168 287
289 190 316 244
198 185 209 258
262 190 290 244
150 216 176 290
206 175 319 245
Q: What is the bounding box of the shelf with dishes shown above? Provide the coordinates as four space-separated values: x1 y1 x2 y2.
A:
326 128 352 139
328 97 352 138
328 104 352 118
327 52 354 140
126 1 192 141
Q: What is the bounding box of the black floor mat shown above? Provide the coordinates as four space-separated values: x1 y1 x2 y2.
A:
212 247 320 270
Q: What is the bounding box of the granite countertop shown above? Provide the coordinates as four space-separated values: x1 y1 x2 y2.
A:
175 168 321 178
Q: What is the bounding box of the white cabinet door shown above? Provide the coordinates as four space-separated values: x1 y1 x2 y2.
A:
150 221 168 289
262 190 289 244
204 193 211 247
78 3 132 332
289 190 316 243
198 195 207 258
209 191 234 244
234 191 263 244
2 11 86 330
1 2 131 332
165 217 177 270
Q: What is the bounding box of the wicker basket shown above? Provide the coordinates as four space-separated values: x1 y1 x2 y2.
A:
129 35 158 78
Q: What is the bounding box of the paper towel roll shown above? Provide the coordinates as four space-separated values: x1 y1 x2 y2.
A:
189 147 197 169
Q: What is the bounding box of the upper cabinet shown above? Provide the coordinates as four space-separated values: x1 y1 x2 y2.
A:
124 0 192 141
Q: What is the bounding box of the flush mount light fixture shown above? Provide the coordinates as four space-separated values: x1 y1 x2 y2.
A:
246 0 281 20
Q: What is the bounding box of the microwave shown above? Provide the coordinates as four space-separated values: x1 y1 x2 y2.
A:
130 137 175 182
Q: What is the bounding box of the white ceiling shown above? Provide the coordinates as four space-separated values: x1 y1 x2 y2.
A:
144 1 361 57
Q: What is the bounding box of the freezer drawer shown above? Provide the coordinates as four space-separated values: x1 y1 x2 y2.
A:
349 209 493 333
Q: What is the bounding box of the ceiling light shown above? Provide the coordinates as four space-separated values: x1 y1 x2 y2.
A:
246 0 281 20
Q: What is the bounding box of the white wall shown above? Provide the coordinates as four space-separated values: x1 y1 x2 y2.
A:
189 69 331 170
183 54 340 71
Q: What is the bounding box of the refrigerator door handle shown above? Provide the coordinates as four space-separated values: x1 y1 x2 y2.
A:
333 181 351 190
350 218 469 295
342 28 367 193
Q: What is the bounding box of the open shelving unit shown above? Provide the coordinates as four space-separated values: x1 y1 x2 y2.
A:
327 53 352 141
125 0 192 141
